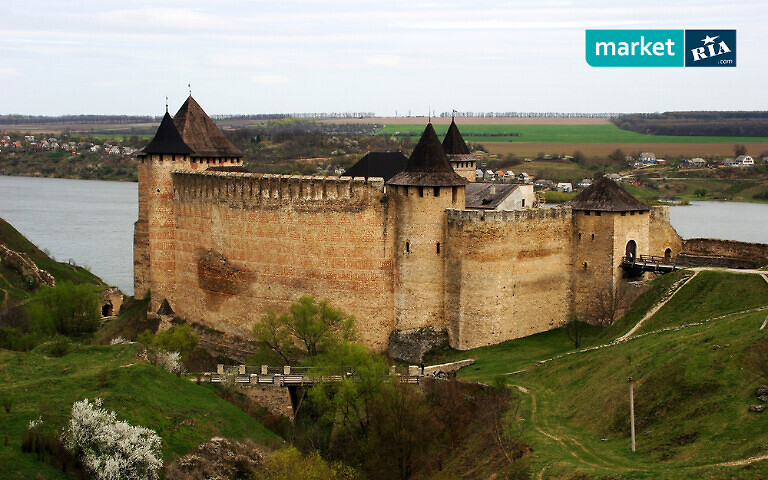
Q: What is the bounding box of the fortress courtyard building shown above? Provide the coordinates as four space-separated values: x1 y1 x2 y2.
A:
135 97 682 352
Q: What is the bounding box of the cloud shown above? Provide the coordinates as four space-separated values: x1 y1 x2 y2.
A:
0 64 20 78
251 75 292 85
365 55 403 68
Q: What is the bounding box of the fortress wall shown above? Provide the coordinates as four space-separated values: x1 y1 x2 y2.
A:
681 238 768 265
649 206 683 257
133 160 150 298
444 207 573 350
391 185 465 331
571 210 617 317
571 210 651 319
165 171 396 350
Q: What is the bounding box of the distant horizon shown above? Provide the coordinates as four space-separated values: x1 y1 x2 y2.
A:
2 1 765 117
2 110 768 120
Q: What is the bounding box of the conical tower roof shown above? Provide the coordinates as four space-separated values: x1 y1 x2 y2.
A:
565 177 649 212
442 119 470 155
173 96 243 158
386 124 467 187
141 111 193 155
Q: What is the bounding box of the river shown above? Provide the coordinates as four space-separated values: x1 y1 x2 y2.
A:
0 175 767 296
0 176 137 295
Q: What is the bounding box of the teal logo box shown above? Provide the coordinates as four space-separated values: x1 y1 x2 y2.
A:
586 30 685 67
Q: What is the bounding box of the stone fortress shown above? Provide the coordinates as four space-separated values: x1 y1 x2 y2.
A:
134 96 684 352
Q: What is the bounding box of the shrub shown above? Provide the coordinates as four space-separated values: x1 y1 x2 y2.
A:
44 336 72 357
62 398 163 480
31 282 100 336
139 324 199 362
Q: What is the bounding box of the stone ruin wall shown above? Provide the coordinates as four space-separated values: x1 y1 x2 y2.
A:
444 207 574 350
649 206 683 257
681 238 768 267
158 171 396 351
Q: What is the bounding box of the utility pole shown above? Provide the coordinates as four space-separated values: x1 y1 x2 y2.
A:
629 376 636 452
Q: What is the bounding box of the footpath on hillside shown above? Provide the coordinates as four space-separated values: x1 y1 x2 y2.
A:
506 267 768 477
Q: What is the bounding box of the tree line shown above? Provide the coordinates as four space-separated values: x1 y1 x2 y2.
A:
612 111 768 137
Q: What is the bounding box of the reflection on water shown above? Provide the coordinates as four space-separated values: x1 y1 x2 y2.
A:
0 176 137 295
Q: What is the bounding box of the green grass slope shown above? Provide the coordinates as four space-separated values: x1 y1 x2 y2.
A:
0 343 279 479
437 270 768 478
0 217 105 307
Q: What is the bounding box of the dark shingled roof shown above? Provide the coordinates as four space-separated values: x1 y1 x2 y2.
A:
141 112 193 155
386 124 467 187
565 177 650 212
173 96 243 158
442 120 470 155
344 151 408 181
465 183 518 210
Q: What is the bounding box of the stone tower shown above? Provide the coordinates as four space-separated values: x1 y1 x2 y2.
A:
442 119 476 182
134 96 243 313
386 124 467 330
567 177 651 318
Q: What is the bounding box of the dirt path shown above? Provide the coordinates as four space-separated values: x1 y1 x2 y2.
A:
508 267 768 475
618 271 698 341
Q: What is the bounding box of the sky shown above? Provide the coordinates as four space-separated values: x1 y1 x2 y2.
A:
2 0 766 116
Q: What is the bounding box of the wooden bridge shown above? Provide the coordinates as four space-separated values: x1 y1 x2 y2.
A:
620 254 691 274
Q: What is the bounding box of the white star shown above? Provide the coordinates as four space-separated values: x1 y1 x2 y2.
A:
702 35 719 44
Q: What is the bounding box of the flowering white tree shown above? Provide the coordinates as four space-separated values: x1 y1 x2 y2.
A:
153 350 184 375
62 398 163 480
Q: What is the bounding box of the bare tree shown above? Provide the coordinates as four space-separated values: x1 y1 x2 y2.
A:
564 313 585 348
591 288 623 327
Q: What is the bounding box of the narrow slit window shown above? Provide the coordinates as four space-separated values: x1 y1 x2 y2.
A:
436 242 441 255
405 242 410 254
434 187 440 197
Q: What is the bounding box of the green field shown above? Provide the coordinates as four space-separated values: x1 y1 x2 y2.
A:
377 123 768 144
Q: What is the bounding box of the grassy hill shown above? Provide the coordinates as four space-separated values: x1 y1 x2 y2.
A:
433 269 768 478
0 217 105 307
0 343 280 479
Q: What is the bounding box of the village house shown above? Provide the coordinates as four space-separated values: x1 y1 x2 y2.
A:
639 152 656 165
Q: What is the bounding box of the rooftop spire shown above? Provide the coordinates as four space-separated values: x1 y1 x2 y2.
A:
442 119 470 155
565 177 650 212
386 123 467 187
173 96 243 158
141 111 193 155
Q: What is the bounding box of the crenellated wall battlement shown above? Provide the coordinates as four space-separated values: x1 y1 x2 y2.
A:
446 205 572 226
172 170 386 206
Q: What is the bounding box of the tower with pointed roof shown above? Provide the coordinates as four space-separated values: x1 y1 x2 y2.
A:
566 177 652 317
442 119 477 182
386 124 467 331
134 97 243 305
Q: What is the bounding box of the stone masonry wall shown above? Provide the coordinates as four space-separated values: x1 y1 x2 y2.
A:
392 185 465 331
681 238 768 267
444 207 573 350
164 171 396 351
649 206 683 257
